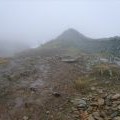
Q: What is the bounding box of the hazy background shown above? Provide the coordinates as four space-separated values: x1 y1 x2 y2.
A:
0 0 120 55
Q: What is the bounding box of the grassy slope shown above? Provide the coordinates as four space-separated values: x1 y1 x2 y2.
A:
40 33 120 58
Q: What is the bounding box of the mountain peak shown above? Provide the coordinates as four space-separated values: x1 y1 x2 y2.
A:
64 28 80 33
57 28 88 41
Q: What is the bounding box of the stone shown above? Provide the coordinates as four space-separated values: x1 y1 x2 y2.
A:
91 87 96 91
71 99 87 107
114 117 120 120
105 98 112 106
92 83 98 86
77 99 87 109
97 89 104 94
92 112 100 117
50 115 54 119
98 98 104 106
112 94 120 100
23 116 28 120
71 107 78 111
99 111 107 119
112 103 118 108
59 107 63 110
52 92 61 97
73 110 79 115
105 108 113 116
88 114 95 120
113 101 120 105
111 111 119 118
104 106 110 110
90 102 98 106
87 106 93 114
118 105 120 110
92 112 103 120
61 58 78 63
105 81 110 84
73 114 79 118
46 111 50 114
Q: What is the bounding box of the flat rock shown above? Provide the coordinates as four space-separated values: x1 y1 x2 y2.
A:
71 99 87 106
112 94 120 100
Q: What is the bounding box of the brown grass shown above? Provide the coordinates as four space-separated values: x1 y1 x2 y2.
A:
91 63 120 80
74 76 92 91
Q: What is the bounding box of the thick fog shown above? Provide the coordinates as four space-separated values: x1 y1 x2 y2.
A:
0 0 120 51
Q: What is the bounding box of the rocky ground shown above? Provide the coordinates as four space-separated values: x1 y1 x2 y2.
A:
0 55 120 120
71 84 120 120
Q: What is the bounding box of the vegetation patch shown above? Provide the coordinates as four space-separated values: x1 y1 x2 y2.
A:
74 76 93 92
0 58 8 65
91 63 120 81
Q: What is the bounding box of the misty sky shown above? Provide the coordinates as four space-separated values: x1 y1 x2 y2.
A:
0 0 120 47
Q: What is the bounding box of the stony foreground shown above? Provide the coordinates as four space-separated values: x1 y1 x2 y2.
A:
0 56 120 120
71 91 120 120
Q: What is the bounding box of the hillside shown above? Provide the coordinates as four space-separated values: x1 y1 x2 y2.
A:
40 28 120 57
0 29 120 120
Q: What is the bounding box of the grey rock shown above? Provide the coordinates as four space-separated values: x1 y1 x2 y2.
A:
71 98 87 111
77 99 87 108
71 99 87 106
112 94 120 100
111 111 119 118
